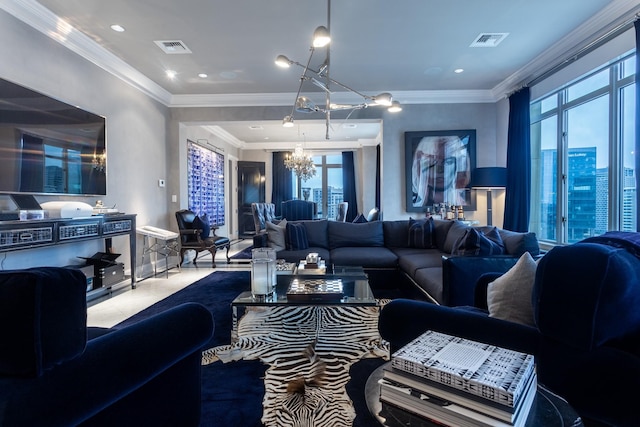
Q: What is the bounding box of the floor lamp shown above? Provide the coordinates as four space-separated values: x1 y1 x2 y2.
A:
471 167 507 226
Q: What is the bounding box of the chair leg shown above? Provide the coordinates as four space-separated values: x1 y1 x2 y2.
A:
224 243 231 264
179 248 187 266
208 248 217 268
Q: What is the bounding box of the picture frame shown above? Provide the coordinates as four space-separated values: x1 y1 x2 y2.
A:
404 130 476 213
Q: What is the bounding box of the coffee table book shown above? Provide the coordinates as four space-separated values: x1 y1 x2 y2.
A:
381 365 536 424
391 330 535 409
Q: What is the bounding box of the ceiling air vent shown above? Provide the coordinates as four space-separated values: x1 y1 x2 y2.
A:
469 33 509 48
154 40 192 54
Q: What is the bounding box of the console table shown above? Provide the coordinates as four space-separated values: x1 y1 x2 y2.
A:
0 214 137 296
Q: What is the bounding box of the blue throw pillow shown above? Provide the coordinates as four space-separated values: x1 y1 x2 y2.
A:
408 217 435 249
453 227 505 256
193 213 211 239
352 214 368 223
286 222 309 250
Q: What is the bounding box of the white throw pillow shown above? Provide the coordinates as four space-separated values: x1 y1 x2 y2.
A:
266 218 287 251
486 252 538 327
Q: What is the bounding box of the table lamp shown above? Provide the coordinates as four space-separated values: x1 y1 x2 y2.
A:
471 167 507 226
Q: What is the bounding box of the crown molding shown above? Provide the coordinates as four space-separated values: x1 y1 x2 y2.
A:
1 0 173 105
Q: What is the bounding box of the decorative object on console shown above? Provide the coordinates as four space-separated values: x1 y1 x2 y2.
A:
275 0 400 140
471 167 507 226
284 144 316 181
40 201 93 219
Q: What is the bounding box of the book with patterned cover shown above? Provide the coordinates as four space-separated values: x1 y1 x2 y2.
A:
391 330 535 408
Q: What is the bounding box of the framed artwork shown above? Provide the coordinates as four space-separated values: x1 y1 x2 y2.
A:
405 129 476 213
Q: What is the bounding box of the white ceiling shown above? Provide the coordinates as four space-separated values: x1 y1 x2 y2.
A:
5 0 640 146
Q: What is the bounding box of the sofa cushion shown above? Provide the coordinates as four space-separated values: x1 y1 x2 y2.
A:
443 220 470 253
383 220 410 248
432 219 454 252
487 252 537 327
412 267 444 304
394 248 443 277
286 222 309 250
453 227 505 256
302 219 329 248
498 229 540 256
330 247 398 268
408 217 436 249
266 218 287 251
328 221 384 249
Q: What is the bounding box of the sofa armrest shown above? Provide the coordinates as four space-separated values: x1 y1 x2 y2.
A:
442 255 521 306
379 299 539 355
1 303 214 427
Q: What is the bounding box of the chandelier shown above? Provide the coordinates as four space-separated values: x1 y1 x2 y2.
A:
275 0 401 140
284 144 316 181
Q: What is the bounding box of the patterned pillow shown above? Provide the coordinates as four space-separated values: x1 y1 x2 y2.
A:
407 217 435 249
286 222 309 250
193 213 210 239
453 227 505 256
352 214 368 223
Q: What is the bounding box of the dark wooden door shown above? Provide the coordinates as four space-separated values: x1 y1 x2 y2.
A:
237 161 265 237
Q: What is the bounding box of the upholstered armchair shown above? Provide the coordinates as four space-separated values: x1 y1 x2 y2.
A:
0 267 214 426
175 209 230 267
379 240 640 427
281 199 316 221
251 202 278 233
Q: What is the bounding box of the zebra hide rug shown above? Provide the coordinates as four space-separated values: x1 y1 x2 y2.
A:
202 303 389 427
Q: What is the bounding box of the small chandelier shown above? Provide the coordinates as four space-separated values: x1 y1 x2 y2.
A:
92 150 106 172
285 144 316 181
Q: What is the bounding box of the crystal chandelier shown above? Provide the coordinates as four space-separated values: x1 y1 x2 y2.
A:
284 145 316 181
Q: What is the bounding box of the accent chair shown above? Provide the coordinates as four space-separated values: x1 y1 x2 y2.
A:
175 209 230 267
335 202 348 222
251 202 278 233
281 199 316 221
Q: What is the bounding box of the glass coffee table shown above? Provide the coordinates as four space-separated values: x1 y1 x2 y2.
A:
230 264 377 341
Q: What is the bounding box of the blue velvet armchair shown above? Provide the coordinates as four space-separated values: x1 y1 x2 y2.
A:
281 199 316 221
379 241 640 427
0 267 214 426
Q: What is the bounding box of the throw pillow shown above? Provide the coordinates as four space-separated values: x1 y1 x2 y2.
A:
266 218 287 251
352 214 368 223
407 217 435 249
286 222 309 250
193 214 211 239
453 227 505 256
487 252 538 327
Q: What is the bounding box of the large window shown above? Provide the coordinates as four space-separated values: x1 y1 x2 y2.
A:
530 53 636 244
293 154 343 219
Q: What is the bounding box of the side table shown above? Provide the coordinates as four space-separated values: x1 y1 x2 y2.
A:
365 362 584 427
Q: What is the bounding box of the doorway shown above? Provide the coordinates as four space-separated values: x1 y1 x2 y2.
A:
237 161 265 237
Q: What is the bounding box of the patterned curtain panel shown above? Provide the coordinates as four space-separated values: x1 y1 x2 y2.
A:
504 87 531 232
342 151 357 222
187 140 225 227
271 151 293 217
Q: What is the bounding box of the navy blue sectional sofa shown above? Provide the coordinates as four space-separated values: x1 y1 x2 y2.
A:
255 218 539 305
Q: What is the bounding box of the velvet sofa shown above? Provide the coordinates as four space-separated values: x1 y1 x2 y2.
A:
378 238 640 427
0 267 214 427
254 218 539 305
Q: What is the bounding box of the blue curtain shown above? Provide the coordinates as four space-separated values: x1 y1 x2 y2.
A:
271 152 292 217
503 87 531 232
634 20 640 231
342 151 357 222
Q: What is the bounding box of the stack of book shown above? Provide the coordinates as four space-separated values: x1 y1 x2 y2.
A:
380 330 537 427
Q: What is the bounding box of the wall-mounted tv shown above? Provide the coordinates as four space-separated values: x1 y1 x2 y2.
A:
0 77 106 196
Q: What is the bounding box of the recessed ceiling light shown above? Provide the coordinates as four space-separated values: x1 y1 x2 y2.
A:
454 68 464 74
198 73 208 78
110 24 125 32
166 70 177 79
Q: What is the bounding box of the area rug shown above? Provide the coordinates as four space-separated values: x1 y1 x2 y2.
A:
229 245 253 260
114 271 388 427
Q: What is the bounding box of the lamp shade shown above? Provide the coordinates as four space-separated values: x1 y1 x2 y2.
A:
471 167 507 189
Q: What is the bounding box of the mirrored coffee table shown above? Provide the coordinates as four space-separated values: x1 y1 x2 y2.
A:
230 265 377 341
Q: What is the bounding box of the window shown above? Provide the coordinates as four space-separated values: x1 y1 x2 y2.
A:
530 53 636 244
293 154 343 219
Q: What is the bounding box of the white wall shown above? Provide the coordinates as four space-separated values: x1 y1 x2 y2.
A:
0 10 170 273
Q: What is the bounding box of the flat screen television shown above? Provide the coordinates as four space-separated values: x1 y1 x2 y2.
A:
0 77 106 196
